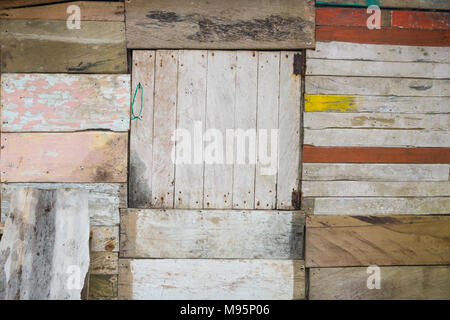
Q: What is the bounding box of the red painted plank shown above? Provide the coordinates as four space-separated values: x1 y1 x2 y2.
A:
392 11 450 30
303 146 450 164
316 25 450 46
316 7 370 26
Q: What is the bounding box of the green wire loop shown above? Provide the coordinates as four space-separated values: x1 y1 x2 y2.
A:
131 82 143 120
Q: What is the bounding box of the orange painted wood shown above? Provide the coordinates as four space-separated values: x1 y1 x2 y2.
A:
392 11 450 30
316 25 450 46
303 146 450 164
316 7 391 27
0 132 128 183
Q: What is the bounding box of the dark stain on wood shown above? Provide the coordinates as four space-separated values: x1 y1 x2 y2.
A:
129 153 151 208
289 212 305 259
291 189 301 210
293 53 302 75
409 84 433 91
353 216 400 225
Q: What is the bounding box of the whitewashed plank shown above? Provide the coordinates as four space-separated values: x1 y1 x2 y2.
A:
302 181 450 197
151 50 178 208
119 259 305 300
302 163 449 182
120 209 305 259
129 51 155 208
232 51 257 209
203 51 235 209
304 129 450 147
255 52 279 209
0 188 90 299
1 183 126 225
306 76 450 96
307 42 450 63
174 50 207 209
313 197 450 215
307 59 450 79
91 226 119 252
277 52 302 209
304 113 450 130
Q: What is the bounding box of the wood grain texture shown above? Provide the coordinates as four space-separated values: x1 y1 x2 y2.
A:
316 0 450 10
0 1 124 21
0 20 127 73
125 0 315 49
91 226 119 253
316 7 392 27
0 132 128 183
1 183 126 225
309 266 450 300
120 209 305 259
1 73 130 132
0 0 71 9
392 11 450 30
306 215 450 267
90 252 118 275
302 163 449 181
0 187 90 299
303 146 450 163
119 259 305 300
316 25 450 46
89 275 118 298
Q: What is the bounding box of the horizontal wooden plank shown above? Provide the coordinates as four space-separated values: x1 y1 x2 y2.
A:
302 163 449 181
303 146 450 163
91 226 119 252
120 209 304 259
307 42 450 63
1 73 130 132
1 183 126 225
0 132 128 183
316 25 450 46
125 0 315 49
304 129 450 147
90 252 119 275
316 7 392 27
0 1 124 21
306 59 450 79
392 11 450 30
312 197 450 215
316 0 450 10
306 215 450 267
303 181 450 197
304 113 449 130
0 0 72 9
309 266 450 300
306 76 450 96
0 20 127 73
304 94 449 113
119 259 305 300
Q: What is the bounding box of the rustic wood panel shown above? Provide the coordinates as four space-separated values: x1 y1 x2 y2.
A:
316 0 450 10
304 95 449 113
307 59 450 79
90 252 119 275
304 113 449 130
303 181 450 197
316 26 450 46
312 197 450 215
316 7 392 27
125 0 315 49
89 274 118 298
120 209 305 259
1 132 128 183
1 73 130 132
91 226 119 253
129 51 155 208
302 163 449 181
306 76 450 96
0 20 127 73
303 146 450 163
0 1 124 21
304 129 450 147
392 11 450 30
119 259 305 300
0 187 90 299
309 266 450 300
1 183 126 225
307 42 450 63
0 0 72 9
306 215 450 267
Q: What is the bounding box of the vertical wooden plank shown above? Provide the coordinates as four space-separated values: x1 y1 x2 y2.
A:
203 51 235 209
233 51 257 209
151 50 178 208
174 50 207 209
277 52 302 209
255 52 279 209
129 51 155 208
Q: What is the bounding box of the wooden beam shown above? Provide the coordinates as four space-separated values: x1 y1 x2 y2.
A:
0 0 72 9
316 0 450 10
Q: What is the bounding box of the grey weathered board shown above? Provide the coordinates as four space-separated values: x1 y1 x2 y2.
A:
129 50 302 210
0 187 90 299
120 209 305 259
125 0 315 49
119 259 305 300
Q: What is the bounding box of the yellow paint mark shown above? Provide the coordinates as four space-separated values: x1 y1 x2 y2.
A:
305 94 357 112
